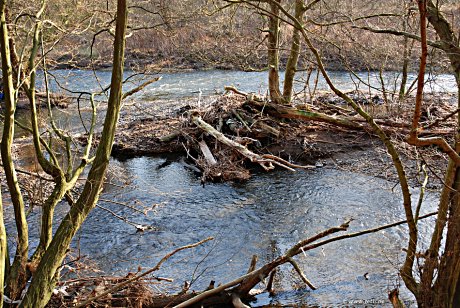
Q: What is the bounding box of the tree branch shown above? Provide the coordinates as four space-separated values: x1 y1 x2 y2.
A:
352 25 443 49
75 237 213 308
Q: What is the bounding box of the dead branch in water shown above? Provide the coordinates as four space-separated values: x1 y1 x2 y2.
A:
173 211 438 308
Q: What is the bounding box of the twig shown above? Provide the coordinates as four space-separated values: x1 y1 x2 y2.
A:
287 257 316 290
232 110 252 132
301 211 438 252
288 219 352 256
261 154 315 169
415 164 428 224
247 255 258 274
74 237 213 308
96 204 151 231
122 76 162 100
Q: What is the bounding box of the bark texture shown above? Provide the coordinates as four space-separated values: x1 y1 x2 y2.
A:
0 0 29 299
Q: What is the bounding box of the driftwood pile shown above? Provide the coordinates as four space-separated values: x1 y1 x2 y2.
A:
114 91 319 182
112 87 457 183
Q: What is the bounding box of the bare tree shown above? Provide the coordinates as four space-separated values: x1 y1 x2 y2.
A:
0 0 128 306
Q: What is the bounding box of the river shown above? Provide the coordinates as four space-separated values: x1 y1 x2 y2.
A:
91 157 438 307
46 68 457 100
8 69 453 306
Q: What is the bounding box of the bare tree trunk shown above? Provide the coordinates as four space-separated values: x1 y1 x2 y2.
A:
19 0 128 306
432 169 460 307
415 1 460 306
0 0 29 300
426 0 460 88
31 181 67 262
282 0 304 103
398 11 410 101
0 195 5 308
0 10 8 296
268 0 282 103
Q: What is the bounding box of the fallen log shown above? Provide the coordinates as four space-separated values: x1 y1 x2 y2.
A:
225 86 363 130
247 99 364 130
191 112 314 172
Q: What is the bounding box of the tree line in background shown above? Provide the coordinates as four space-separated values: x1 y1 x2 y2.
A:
0 0 458 307
7 0 459 72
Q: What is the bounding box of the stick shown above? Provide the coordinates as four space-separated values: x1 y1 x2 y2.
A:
122 76 162 100
198 140 217 165
288 258 316 290
247 255 258 274
225 86 248 96
266 269 276 294
300 211 438 253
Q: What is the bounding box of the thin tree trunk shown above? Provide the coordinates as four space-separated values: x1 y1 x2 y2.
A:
19 0 127 306
268 0 282 103
0 194 5 308
426 0 460 90
0 0 29 300
398 10 410 101
416 1 460 306
432 168 460 307
283 0 303 103
31 180 67 263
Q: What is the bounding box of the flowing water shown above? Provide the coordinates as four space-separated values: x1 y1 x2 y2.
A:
7 69 454 306
78 157 436 307
46 69 458 100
